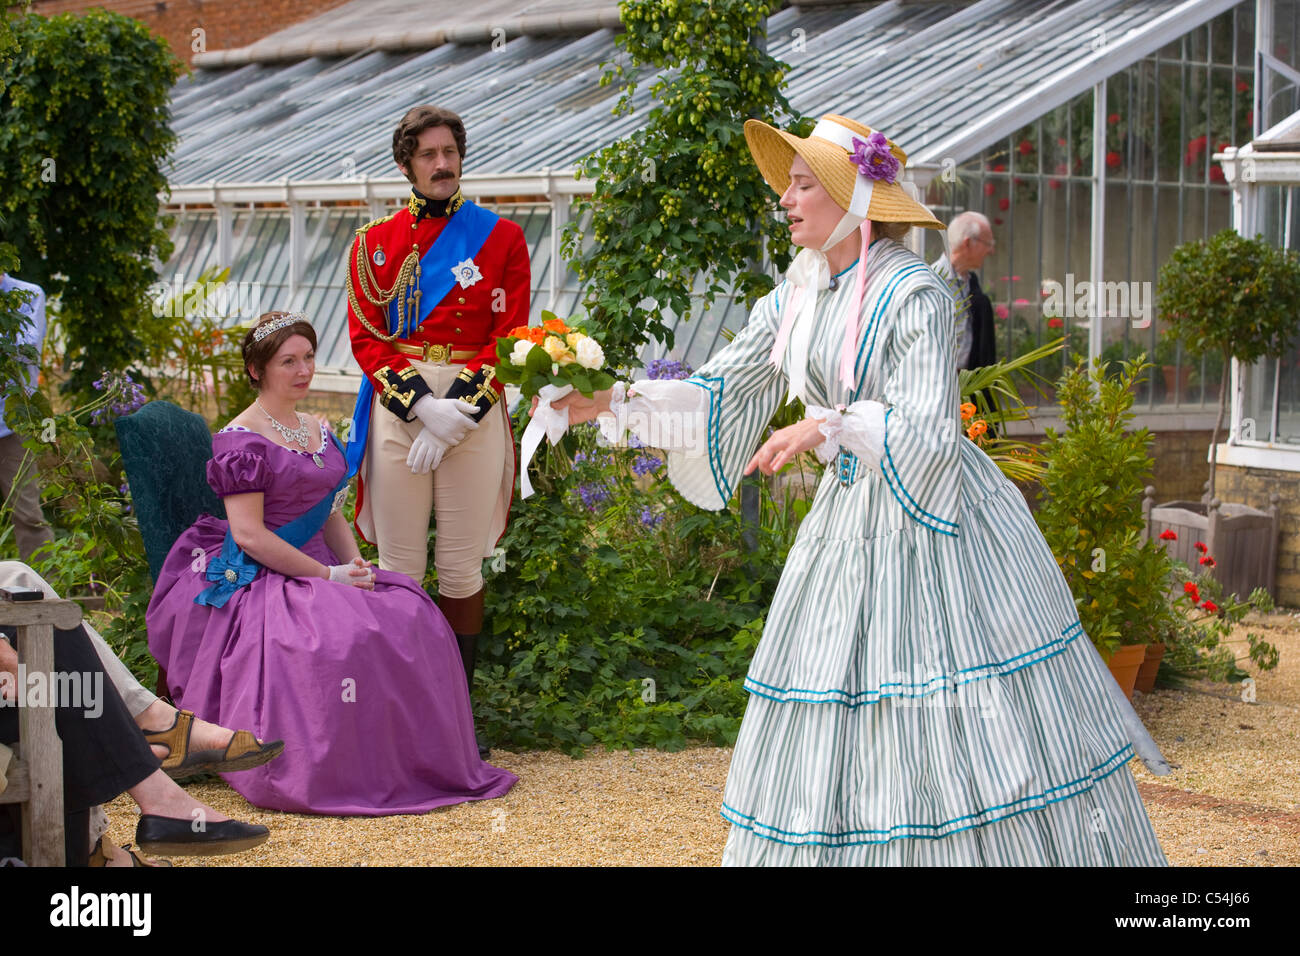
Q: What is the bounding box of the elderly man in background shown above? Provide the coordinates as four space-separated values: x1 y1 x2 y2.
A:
931 211 997 373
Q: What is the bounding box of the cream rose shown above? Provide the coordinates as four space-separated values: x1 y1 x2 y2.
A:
575 336 605 370
509 339 534 367
543 335 576 365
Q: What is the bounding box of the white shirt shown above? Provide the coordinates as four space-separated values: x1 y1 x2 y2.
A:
0 273 47 439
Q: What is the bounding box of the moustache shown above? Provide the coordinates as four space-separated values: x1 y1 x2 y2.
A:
431 170 456 181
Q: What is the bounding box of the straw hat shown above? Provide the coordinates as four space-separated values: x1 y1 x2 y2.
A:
744 114 943 230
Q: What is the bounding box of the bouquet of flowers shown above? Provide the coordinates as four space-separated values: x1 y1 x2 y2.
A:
493 312 615 498
493 312 614 399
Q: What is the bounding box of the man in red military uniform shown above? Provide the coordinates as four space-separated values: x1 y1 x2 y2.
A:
345 105 529 755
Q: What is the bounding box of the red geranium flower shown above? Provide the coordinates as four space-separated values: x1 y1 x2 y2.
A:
1047 317 1064 329
984 183 996 196
1106 150 1122 168
1159 529 1177 540
1199 555 1216 567
992 163 1006 172
1018 139 1033 155
1184 582 1200 602
998 197 1010 211
1194 541 1207 553
1108 112 1120 125
1048 179 1061 190
1201 600 1219 613
1236 78 1250 93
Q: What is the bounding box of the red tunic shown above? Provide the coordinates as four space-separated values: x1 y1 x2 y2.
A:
347 192 531 421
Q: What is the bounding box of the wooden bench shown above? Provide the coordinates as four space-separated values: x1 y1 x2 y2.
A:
0 598 84 866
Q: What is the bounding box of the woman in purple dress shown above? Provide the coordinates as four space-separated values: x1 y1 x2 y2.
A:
146 311 517 815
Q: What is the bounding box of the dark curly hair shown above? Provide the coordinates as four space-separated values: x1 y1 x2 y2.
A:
393 105 467 181
242 312 317 389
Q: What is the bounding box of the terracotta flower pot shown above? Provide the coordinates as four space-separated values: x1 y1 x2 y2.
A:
1103 643 1147 698
1134 641 1166 694
1161 364 1192 402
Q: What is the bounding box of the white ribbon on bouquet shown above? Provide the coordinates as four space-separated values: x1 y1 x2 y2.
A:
519 382 573 499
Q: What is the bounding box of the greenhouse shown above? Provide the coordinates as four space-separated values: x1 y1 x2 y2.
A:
160 0 1293 413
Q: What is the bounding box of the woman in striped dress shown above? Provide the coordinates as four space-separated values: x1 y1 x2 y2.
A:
556 114 1169 866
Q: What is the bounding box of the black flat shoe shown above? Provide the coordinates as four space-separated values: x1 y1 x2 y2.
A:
135 815 270 857
476 730 492 760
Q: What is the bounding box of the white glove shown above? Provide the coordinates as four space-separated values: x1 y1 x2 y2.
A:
328 558 375 589
406 427 447 475
411 394 479 446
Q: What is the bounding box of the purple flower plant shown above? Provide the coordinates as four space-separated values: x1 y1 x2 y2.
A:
90 371 147 425
575 481 611 512
638 506 663 529
631 452 663 477
646 358 693 381
850 132 900 184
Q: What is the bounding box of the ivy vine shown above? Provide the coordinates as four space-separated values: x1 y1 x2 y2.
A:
0 9 180 396
561 0 803 367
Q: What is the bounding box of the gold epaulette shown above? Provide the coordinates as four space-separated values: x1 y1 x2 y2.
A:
354 212 397 238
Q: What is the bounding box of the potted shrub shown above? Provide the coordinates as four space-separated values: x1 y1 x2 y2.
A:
1151 229 1300 600
1036 358 1178 695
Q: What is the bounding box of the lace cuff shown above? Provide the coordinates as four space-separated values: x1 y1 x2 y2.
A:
598 379 710 457
806 400 887 470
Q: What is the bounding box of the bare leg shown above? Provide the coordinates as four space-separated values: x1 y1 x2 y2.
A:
128 768 231 824
135 698 246 761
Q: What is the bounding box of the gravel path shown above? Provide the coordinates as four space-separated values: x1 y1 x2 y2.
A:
106 612 1300 866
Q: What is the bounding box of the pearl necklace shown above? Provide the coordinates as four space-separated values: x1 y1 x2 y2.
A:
255 398 312 448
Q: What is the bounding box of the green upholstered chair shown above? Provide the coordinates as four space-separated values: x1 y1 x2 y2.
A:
115 401 226 583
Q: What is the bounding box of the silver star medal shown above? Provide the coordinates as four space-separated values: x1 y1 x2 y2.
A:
451 257 483 289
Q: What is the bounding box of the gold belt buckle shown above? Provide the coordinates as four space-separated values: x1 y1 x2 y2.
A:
423 343 450 364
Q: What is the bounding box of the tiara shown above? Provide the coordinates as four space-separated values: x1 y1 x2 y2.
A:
252 312 310 342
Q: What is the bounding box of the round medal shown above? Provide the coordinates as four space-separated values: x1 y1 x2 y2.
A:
373 246 386 266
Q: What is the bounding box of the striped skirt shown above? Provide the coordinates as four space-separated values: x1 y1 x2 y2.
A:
719 439 1167 866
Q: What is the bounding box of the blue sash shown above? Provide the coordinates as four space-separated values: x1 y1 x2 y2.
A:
195 432 348 608
345 200 500 477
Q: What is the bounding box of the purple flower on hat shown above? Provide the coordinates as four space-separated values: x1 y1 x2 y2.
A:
850 132 899 184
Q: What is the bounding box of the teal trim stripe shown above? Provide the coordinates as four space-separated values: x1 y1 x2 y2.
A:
743 622 1084 706
881 407 959 534
685 375 729 503
719 744 1135 848
852 263 930 401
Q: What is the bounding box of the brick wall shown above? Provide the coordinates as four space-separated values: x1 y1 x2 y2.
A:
1215 463 1296 607
26 0 352 66
1148 430 1216 503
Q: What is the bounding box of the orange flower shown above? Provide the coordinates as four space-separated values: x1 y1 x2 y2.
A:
966 420 988 440
543 317 569 334
508 325 533 339
960 402 977 421
526 327 546 345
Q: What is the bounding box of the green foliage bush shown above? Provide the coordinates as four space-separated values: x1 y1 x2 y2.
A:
0 9 180 396
561 0 800 366
477 422 804 754
1035 358 1181 655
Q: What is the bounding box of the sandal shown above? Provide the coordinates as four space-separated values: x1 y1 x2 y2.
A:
143 709 285 779
88 835 173 867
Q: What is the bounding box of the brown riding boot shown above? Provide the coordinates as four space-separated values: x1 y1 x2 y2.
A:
438 588 491 759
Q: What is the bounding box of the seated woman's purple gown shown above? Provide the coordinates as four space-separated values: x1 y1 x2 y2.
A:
146 423 517 815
